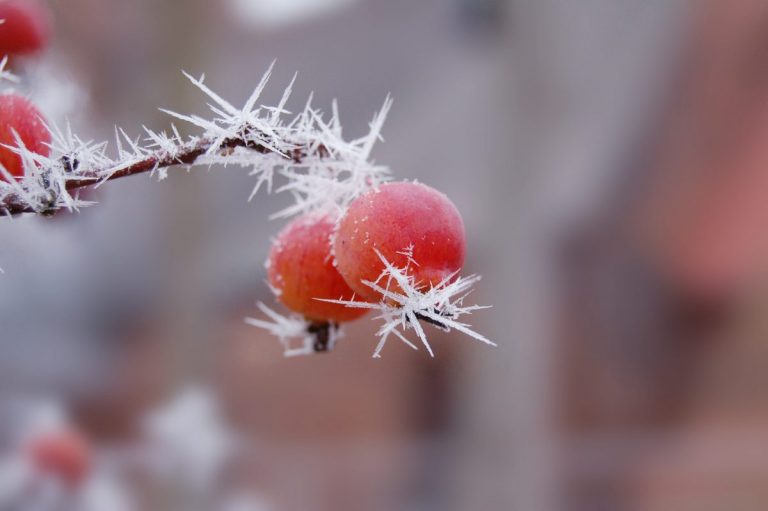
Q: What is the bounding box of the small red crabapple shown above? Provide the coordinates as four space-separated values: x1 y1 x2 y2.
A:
0 0 51 57
25 429 91 488
334 181 466 301
0 92 51 180
267 212 369 324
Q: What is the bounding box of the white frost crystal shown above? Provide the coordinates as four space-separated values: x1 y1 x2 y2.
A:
320 250 495 357
0 62 392 217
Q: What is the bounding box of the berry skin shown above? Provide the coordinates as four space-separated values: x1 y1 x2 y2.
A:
334 182 466 301
25 429 91 488
0 92 51 180
0 0 51 57
267 213 369 323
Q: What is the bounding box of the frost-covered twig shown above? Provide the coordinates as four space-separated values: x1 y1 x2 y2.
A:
0 62 392 217
320 250 495 358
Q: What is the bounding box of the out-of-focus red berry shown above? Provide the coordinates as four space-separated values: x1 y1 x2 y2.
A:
334 182 466 301
25 429 91 488
267 213 370 323
0 0 51 57
0 92 50 180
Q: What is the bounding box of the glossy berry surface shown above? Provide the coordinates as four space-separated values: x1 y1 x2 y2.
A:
0 93 50 180
334 181 466 301
268 213 369 323
26 429 91 488
0 0 51 56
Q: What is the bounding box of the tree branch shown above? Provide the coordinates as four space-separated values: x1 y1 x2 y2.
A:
0 134 324 216
0 65 388 219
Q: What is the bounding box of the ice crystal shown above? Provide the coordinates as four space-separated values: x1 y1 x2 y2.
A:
0 62 391 217
0 56 18 84
320 250 495 358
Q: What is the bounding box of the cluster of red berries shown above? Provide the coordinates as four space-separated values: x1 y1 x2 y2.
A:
1 2 472 352
267 181 466 345
0 0 52 182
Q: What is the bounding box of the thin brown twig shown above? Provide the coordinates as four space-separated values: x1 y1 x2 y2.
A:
1 134 324 216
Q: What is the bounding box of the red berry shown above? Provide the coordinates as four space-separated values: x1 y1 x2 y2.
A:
334 182 466 301
0 92 50 180
25 429 91 488
267 213 369 323
0 0 51 56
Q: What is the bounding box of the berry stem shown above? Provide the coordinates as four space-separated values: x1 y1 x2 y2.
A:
414 312 446 328
307 321 338 353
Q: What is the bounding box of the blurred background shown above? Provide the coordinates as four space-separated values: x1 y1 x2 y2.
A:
4 0 768 509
